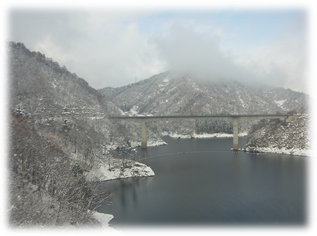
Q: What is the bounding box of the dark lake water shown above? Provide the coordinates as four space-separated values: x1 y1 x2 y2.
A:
96 137 307 228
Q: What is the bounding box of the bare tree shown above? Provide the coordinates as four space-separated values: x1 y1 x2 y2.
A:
9 112 112 227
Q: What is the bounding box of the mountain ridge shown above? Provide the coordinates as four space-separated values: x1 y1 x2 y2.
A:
99 70 308 135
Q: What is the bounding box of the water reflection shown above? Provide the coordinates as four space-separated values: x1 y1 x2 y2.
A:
141 149 147 164
121 179 139 211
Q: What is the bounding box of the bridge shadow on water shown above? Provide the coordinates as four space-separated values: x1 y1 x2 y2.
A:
140 149 243 164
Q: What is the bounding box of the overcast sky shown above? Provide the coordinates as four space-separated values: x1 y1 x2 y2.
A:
8 4 308 93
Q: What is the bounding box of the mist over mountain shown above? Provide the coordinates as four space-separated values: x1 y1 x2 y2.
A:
99 70 308 135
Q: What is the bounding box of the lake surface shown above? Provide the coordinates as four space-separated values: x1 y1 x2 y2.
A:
96 137 306 227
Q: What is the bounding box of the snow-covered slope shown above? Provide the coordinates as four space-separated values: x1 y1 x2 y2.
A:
9 41 159 226
9 41 164 151
244 115 310 156
100 71 307 115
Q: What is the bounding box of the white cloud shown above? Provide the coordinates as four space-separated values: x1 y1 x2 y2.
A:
9 10 307 92
234 13 307 92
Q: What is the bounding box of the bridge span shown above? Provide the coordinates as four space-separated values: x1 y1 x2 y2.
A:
109 114 299 150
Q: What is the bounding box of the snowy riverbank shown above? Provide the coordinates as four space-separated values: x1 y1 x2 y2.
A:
168 132 248 139
244 146 311 156
92 212 116 230
84 159 155 182
129 139 167 147
105 139 167 150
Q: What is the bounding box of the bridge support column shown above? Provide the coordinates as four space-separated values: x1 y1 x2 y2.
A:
233 118 239 151
141 121 147 148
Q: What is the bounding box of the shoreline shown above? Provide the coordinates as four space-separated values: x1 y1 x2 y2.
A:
91 134 309 228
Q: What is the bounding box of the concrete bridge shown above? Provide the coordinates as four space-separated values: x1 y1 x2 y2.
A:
109 114 298 150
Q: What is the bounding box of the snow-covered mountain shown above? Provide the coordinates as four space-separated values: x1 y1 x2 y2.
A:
9 42 164 151
99 71 308 135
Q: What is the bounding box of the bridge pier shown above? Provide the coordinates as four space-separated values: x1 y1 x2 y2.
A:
141 121 147 148
110 114 293 151
233 118 239 151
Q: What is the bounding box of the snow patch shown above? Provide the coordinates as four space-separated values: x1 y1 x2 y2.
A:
148 139 168 146
160 131 169 136
128 105 139 115
92 212 115 230
89 116 105 120
238 95 246 108
275 99 287 108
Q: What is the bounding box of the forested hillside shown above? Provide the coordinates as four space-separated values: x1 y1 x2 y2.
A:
244 114 310 156
9 41 163 155
9 113 110 226
8 42 157 227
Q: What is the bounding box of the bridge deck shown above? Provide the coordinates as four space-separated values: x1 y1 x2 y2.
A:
109 114 290 122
